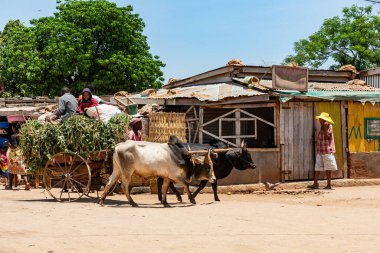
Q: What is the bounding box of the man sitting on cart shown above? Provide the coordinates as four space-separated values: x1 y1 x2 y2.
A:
50 87 78 122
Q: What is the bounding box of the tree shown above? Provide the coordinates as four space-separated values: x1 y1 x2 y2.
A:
0 0 165 96
0 20 40 95
283 5 380 71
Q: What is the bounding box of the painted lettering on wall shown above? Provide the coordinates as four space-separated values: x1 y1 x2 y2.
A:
349 125 362 139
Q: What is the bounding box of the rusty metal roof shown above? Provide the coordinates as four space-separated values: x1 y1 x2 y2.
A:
164 65 354 89
234 78 380 92
128 83 267 102
309 82 380 91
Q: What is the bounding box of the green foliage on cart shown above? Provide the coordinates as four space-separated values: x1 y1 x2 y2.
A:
19 114 130 174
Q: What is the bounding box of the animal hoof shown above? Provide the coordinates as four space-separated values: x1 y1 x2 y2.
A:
177 197 183 202
215 198 220 202
190 200 196 205
131 203 139 208
99 200 104 206
163 203 171 208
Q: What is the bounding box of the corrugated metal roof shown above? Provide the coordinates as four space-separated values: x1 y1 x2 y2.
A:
164 65 354 89
234 78 380 92
308 82 380 91
277 90 380 103
128 83 266 102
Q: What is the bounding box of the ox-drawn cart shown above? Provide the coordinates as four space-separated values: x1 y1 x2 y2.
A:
43 144 233 203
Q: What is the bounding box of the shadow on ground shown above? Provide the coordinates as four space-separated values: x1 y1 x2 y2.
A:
15 196 214 208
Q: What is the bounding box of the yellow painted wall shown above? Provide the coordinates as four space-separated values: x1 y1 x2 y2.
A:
348 101 380 152
315 102 343 171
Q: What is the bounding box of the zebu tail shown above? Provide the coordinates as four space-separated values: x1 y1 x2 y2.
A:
112 147 123 178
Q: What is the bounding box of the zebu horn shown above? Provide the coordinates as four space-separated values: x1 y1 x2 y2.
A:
240 140 247 149
209 149 218 159
206 148 211 161
205 149 214 165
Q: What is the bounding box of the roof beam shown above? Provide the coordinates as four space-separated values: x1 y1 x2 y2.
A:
360 68 380 77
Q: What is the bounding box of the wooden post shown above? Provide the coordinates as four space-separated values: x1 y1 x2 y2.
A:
275 101 284 182
198 107 204 144
235 110 241 146
187 121 191 143
341 101 348 178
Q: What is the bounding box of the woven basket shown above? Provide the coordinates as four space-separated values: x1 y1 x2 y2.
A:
147 112 186 143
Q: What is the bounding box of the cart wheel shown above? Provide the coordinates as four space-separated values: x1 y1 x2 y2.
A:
44 152 91 202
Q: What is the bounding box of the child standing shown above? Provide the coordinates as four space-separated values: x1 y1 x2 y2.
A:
7 138 30 190
0 150 8 188
128 118 142 141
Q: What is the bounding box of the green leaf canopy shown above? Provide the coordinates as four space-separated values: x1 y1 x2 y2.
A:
283 5 380 71
0 0 165 97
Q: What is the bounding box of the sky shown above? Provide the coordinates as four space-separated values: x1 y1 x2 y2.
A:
0 0 376 83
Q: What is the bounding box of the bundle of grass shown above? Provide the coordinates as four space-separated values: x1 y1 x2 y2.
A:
19 114 130 173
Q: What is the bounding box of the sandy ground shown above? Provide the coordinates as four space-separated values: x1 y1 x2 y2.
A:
0 185 380 253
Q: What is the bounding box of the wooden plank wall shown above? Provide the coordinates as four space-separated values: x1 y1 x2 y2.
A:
280 102 314 181
348 101 380 152
314 102 344 179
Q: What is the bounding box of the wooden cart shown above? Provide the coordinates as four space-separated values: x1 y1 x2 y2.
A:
43 150 114 202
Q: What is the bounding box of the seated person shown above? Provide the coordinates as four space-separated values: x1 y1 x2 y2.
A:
52 87 78 121
78 84 116 105
78 88 99 114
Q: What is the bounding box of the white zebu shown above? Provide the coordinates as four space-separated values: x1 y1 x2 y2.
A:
99 136 216 207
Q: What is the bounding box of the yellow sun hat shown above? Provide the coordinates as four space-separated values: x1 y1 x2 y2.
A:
315 112 334 125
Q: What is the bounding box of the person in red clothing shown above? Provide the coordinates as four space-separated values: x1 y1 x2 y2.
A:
128 118 142 141
78 88 98 114
308 112 338 190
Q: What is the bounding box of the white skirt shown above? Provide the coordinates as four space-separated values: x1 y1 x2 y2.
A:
315 153 338 171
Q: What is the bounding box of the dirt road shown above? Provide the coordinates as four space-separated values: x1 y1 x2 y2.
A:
1 186 380 253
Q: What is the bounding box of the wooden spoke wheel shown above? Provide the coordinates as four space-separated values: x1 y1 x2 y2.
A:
44 152 91 202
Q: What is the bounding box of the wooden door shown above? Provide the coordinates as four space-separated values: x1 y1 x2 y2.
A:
281 102 314 181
